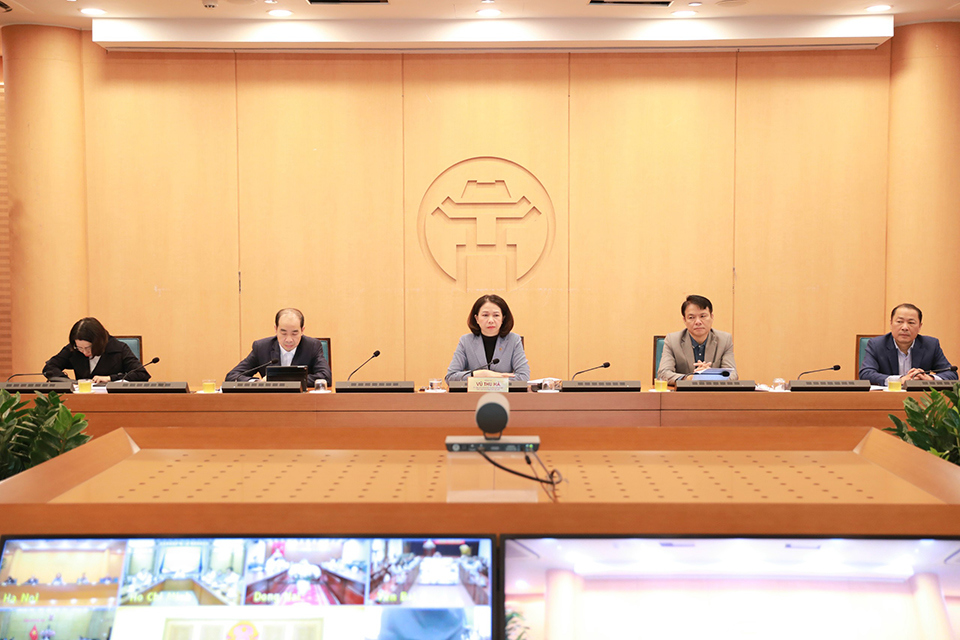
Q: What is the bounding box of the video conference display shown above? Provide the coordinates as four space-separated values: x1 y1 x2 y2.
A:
503 536 960 640
0 537 493 640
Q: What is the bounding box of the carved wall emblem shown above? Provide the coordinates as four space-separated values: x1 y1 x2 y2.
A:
418 157 555 291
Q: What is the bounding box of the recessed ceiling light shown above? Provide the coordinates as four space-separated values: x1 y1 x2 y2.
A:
672 10 697 17
866 4 891 11
477 7 501 16
688 1 702 5
268 8 293 16
80 7 106 15
480 0 496 3
264 0 278 3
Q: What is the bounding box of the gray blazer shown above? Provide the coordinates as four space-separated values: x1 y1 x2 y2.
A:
657 328 738 383
445 332 530 382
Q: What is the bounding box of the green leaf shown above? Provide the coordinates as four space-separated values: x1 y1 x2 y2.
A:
885 381 960 468
1 393 91 477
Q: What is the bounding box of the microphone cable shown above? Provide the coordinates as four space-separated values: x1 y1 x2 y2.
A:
475 448 564 502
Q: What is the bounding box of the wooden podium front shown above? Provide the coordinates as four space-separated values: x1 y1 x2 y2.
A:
2 422 960 540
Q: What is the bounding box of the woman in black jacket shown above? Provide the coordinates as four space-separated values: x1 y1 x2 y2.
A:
43 317 149 382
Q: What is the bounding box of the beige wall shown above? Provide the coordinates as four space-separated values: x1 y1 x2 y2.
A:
569 52 737 382
2 24 958 386
887 23 960 367
511 577 947 640
81 45 242 384
734 47 891 382
0 84 9 378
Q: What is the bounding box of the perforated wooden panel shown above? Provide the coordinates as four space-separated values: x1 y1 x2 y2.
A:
50 449 941 505
52 450 448 504
540 451 941 504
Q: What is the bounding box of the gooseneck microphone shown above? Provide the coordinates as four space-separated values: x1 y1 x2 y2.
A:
470 358 500 375
925 365 959 375
5 372 45 382
348 350 381 381
239 358 279 378
121 357 160 381
797 364 841 379
571 362 611 380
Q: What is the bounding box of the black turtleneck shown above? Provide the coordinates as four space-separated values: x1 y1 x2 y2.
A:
481 334 498 365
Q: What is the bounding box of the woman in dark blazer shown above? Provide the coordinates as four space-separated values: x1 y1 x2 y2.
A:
445 294 530 383
43 317 149 382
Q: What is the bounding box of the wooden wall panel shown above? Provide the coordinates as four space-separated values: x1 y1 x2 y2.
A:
9 30 956 386
81 41 241 386
235 54 404 382
733 49 891 384
887 23 960 369
569 53 737 383
403 54 570 384
0 85 10 380
5 27 88 378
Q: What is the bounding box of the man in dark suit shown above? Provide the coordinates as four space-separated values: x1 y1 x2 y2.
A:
226 308 332 386
859 303 957 386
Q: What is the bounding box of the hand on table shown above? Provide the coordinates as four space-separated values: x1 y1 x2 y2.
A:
472 370 514 378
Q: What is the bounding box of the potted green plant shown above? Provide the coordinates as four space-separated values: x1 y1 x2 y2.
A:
505 608 530 640
0 390 91 481
885 381 960 465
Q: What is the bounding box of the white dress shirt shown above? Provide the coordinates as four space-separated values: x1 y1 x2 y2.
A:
887 340 941 385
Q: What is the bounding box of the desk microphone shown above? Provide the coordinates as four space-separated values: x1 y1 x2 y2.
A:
924 365 958 376
470 358 500 375
348 350 381 381
5 372 45 382
121 357 160 381
238 358 278 378
797 364 840 379
571 362 610 380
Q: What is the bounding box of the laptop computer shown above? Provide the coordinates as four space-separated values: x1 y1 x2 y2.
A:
265 365 308 390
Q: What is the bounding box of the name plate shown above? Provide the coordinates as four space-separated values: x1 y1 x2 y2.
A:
468 378 510 393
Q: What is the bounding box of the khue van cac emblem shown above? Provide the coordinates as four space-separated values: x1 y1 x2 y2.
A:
418 157 555 291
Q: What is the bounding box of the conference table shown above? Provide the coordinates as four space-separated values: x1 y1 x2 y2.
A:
4 389 960 542
60 390 913 449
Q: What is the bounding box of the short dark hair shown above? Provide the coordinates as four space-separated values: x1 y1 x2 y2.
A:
681 295 713 316
275 308 305 328
69 317 109 357
467 294 514 337
890 303 922 323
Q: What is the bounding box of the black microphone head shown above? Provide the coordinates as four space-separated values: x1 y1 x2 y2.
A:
490 358 500 365
832 364 841 371
270 358 279 365
721 370 731 377
373 350 381 357
476 393 510 435
150 357 160 364
602 362 611 368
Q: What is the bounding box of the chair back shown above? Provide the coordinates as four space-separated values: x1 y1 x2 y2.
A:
653 335 666 383
856 334 880 374
115 335 143 363
318 338 332 373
